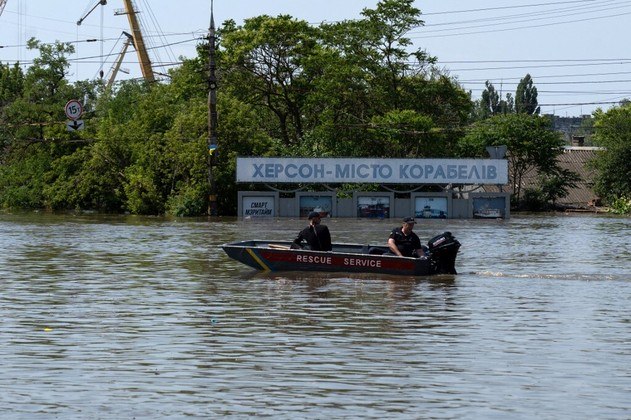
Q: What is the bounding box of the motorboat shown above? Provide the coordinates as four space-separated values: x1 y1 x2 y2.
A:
222 232 460 276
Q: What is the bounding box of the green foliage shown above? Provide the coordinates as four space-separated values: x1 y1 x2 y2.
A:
608 196 631 215
0 145 49 209
24 38 75 101
521 168 580 210
591 104 631 204
460 113 565 205
166 182 207 217
123 165 163 215
0 63 24 106
473 74 540 119
368 110 435 157
521 188 547 211
475 81 514 119
515 74 540 115
358 0 426 109
221 14 319 146
0 1 555 216
539 168 580 207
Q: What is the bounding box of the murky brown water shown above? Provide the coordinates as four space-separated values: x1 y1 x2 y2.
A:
0 212 629 418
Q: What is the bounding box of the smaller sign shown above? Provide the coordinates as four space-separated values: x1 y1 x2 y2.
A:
64 100 83 120
66 120 85 131
242 196 275 217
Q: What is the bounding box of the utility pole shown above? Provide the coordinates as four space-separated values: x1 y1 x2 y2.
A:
207 0 218 216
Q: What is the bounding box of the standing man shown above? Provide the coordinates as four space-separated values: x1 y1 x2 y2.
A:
292 211 332 251
388 217 425 258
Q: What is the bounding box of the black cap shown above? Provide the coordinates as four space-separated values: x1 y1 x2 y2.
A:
308 211 320 220
403 217 415 224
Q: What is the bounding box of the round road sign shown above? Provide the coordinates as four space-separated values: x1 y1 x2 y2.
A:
64 100 83 120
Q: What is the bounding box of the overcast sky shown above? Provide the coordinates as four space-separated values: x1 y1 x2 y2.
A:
1 0 629 117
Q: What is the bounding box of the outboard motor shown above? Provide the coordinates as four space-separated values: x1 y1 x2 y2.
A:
427 232 461 274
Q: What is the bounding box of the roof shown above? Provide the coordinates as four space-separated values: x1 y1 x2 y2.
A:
554 147 602 206
483 146 604 208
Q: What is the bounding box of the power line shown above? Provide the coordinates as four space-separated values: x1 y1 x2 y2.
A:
418 0 631 32
413 9 631 39
457 70 631 83
446 61 631 72
539 100 628 105
421 0 602 16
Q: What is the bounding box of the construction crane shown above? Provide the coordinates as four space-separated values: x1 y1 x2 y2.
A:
117 0 155 82
78 0 154 84
106 31 133 89
0 0 8 17
77 0 107 26
77 0 107 78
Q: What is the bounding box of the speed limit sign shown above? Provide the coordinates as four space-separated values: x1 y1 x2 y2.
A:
64 100 83 120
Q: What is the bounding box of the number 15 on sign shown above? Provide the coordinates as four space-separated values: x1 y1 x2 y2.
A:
65 100 83 120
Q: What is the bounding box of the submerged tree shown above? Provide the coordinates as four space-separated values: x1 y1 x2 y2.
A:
0 0 475 215
0 39 97 209
0 63 25 159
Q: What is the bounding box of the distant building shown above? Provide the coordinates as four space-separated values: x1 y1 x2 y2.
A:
484 142 604 210
546 114 594 144
539 145 603 209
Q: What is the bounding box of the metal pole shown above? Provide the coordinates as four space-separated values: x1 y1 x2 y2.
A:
207 0 218 216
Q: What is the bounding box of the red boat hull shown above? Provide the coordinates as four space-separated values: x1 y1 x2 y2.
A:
222 240 459 276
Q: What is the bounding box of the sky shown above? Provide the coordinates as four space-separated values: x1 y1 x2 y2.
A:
1 0 630 117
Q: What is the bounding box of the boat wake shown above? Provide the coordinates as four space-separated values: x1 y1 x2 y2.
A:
472 271 627 282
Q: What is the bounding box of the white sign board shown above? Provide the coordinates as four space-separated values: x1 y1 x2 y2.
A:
66 120 84 131
237 157 508 185
242 196 275 217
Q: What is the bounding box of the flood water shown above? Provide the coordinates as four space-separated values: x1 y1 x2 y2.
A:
0 212 629 418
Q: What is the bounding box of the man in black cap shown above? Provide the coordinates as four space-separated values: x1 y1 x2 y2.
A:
292 211 332 251
387 217 425 258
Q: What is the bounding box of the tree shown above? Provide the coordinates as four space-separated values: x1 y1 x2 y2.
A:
24 38 74 99
0 63 25 157
522 168 580 210
358 0 426 109
219 0 468 163
0 63 24 106
220 15 320 146
475 81 513 118
0 39 94 210
591 104 631 206
474 74 540 120
539 168 580 208
367 109 435 158
0 1 476 216
459 114 567 206
515 74 540 115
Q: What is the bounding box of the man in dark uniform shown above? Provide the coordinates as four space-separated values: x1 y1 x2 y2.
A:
292 211 332 251
387 217 425 257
